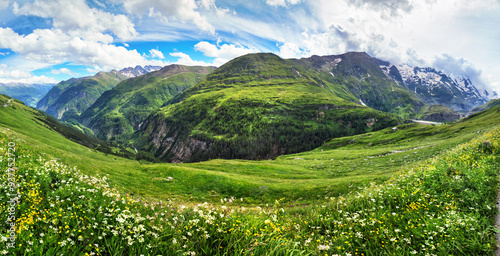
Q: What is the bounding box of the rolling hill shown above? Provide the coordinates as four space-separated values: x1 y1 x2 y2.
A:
1 91 500 255
469 98 500 115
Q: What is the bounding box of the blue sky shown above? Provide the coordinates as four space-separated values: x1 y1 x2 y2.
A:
0 0 499 93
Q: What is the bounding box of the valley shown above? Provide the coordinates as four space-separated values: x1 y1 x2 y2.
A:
1 1 499 255
1 52 500 255
1 91 500 255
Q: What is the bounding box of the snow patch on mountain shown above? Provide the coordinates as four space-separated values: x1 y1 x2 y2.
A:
119 65 162 78
359 98 367 106
379 62 497 112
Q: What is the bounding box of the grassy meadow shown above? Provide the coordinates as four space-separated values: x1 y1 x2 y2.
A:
1 94 500 255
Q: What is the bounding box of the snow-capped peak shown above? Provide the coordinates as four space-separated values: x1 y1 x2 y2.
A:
119 65 162 78
378 62 495 112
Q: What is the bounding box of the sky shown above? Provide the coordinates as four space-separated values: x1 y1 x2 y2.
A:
0 0 499 93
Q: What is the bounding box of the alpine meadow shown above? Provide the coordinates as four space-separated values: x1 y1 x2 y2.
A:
1 1 500 256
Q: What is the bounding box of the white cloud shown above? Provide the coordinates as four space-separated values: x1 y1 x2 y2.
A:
117 0 216 34
0 66 57 84
277 42 308 59
0 27 150 70
194 41 258 66
432 53 490 90
13 0 137 41
266 0 301 7
149 49 165 59
51 68 73 75
170 52 211 66
0 0 9 10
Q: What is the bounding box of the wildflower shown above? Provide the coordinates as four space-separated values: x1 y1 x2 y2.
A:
173 238 177 244
318 244 330 250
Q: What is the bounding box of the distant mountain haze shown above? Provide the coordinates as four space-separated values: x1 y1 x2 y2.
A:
36 65 162 119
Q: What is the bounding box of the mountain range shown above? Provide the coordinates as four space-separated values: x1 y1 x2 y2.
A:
36 65 162 119
78 64 214 141
20 51 498 163
379 62 496 112
0 82 54 107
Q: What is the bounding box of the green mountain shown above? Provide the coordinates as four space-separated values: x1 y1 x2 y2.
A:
78 65 215 140
418 104 461 122
36 70 129 119
469 98 500 115
3 82 500 256
297 53 425 114
0 83 54 107
136 53 401 162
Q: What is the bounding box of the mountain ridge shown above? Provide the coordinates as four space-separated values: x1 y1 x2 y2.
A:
135 52 400 162
36 65 164 119
379 62 496 112
78 64 215 141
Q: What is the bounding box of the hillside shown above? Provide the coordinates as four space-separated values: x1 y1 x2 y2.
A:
1 90 500 255
136 53 403 162
2 91 500 203
0 83 54 107
380 63 495 112
36 70 129 119
298 53 425 114
470 98 500 115
418 104 461 122
78 65 215 141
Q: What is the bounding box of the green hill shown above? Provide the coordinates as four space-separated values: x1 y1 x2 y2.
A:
136 53 403 162
36 70 129 119
470 98 500 114
2 90 500 255
297 53 425 114
417 104 461 122
2 91 500 203
78 65 214 141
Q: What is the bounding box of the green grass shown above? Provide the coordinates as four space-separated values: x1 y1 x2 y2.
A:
1 102 499 255
471 98 500 114
1 93 500 205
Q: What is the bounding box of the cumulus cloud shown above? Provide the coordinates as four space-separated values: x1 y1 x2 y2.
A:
149 49 165 59
117 0 216 34
266 0 301 7
277 42 308 59
0 27 149 70
170 52 211 66
0 66 57 84
194 41 258 66
13 0 137 41
347 0 413 17
51 68 73 75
